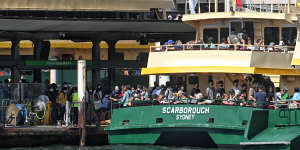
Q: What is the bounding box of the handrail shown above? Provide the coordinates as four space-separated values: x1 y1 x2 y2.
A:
185 0 298 15
150 44 295 53
114 98 300 109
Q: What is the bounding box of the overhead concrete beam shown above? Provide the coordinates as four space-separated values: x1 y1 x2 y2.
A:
1 0 174 11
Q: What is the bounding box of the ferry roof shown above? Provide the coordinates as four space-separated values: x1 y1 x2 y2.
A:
0 19 195 40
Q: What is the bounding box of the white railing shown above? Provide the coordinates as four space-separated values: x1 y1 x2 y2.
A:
185 0 299 14
150 43 295 53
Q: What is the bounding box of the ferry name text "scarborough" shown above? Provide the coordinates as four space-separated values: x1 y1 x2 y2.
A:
162 107 210 120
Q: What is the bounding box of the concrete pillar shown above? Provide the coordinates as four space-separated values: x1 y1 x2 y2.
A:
11 40 20 83
33 41 42 83
107 40 118 90
149 75 157 87
92 40 101 90
50 69 57 84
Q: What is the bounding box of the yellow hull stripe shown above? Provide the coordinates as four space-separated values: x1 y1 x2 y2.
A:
141 66 300 75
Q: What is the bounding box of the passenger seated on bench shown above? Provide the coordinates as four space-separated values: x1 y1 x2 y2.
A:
174 86 186 104
239 93 247 106
222 94 234 105
204 37 216 49
193 39 204 49
254 39 263 51
175 40 183 50
185 41 194 49
247 37 255 51
166 40 176 50
267 42 275 51
219 38 229 49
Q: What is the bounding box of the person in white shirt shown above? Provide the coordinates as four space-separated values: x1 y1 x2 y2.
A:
189 0 198 14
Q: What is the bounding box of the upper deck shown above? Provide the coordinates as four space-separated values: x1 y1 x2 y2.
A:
182 0 300 24
141 44 300 75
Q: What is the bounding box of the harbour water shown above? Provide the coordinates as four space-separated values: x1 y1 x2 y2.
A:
6 145 232 150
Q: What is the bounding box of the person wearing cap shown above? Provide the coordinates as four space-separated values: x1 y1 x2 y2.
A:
110 86 121 102
167 40 176 50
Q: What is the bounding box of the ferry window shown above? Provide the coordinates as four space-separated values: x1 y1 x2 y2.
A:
203 29 218 43
282 27 297 46
220 28 229 43
156 118 163 123
244 21 254 42
189 76 199 85
122 120 130 125
264 27 279 45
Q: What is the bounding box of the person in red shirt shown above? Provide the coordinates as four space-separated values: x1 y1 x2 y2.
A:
236 0 242 9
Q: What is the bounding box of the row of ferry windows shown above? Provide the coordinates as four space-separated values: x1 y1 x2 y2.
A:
203 27 297 46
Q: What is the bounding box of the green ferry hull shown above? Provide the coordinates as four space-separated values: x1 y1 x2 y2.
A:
106 105 300 150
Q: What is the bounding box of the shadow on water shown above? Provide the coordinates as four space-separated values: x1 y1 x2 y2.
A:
6 145 235 150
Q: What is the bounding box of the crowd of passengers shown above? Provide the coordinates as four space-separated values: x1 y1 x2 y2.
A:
133 79 300 110
163 28 294 52
5 76 299 126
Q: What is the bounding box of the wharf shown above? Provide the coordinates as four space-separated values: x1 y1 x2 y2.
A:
0 125 108 148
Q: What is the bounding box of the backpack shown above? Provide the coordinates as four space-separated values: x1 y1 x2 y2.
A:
237 33 247 41
100 96 110 110
229 34 240 44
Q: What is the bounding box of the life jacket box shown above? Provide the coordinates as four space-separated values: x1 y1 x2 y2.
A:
6 104 27 126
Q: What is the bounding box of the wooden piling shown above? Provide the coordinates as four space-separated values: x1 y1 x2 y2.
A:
78 60 87 146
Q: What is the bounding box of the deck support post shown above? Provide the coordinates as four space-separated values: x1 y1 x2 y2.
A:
92 40 101 90
107 40 118 90
33 40 42 83
11 40 20 83
78 60 86 147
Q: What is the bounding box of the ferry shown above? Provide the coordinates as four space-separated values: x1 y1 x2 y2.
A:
106 1 300 149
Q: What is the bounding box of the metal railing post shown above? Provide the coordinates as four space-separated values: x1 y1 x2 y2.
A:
288 0 291 13
198 0 201 13
185 0 188 14
215 0 218 12
260 0 262 12
209 0 211 12
278 0 280 13
271 0 274 12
